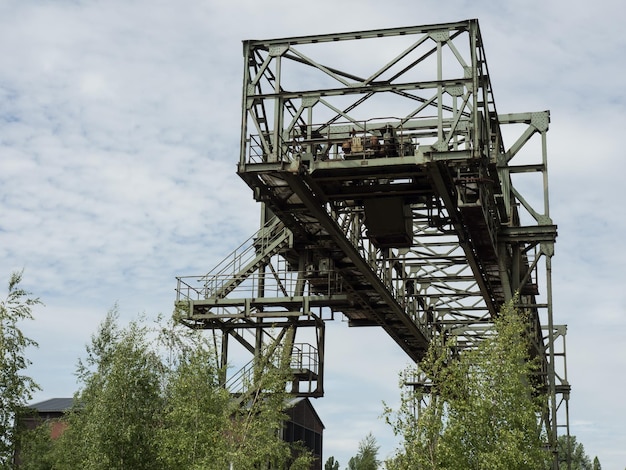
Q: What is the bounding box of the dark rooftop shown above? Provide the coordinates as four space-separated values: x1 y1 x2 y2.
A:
28 398 73 413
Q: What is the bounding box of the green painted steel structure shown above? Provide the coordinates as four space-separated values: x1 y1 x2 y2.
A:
175 19 570 467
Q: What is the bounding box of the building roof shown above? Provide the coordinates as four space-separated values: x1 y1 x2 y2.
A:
286 397 325 429
28 398 74 413
27 397 323 425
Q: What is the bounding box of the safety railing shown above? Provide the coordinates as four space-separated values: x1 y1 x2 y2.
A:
176 267 344 303
246 118 427 165
290 343 319 376
225 342 318 395
175 218 293 301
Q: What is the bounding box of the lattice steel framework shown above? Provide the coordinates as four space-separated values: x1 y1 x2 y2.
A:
175 19 569 466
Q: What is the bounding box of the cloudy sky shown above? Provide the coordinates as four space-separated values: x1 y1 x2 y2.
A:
1 0 625 467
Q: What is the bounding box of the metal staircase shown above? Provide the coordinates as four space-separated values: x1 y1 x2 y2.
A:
196 218 292 301
224 342 320 399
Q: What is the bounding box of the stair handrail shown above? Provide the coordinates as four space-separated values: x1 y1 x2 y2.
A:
199 217 290 298
225 342 318 395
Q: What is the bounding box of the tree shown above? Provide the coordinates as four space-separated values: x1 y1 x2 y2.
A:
325 456 340 470
385 296 550 469
16 420 55 470
592 456 601 470
383 341 449 470
55 309 163 470
555 435 592 470
224 341 313 469
156 319 313 469
156 326 231 469
22 309 312 469
0 271 41 467
347 432 380 470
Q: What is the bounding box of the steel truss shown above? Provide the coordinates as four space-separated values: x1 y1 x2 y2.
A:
175 19 569 466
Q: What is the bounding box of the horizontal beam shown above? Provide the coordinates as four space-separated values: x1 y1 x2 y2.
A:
191 319 322 329
244 20 474 47
499 225 557 243
248 78 471 101
191 294 350 308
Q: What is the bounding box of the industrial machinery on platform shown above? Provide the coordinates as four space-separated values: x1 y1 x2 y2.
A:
175 19 569 463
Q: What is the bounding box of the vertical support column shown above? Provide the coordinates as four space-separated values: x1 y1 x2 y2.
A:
546 253 559 470
317 317 325 396
561 328 572 470
431 29 447 149
497 243 514 303
542 130 551 217
220 329 229 385
269 45 287 163
436 39 443 145
537 110 560 468
255 317 264 365
469 20 480 160
240 41 252 167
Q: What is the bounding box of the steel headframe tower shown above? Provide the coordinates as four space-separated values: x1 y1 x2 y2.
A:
175 19 570 466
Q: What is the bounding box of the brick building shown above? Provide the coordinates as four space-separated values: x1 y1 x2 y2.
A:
22 397 324 469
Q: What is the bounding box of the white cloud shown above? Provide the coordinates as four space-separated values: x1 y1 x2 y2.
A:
1 0 624 467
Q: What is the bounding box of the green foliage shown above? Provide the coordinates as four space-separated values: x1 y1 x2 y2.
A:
225 341 313 469
383 345 447 470
385 296 550 469
0 271 41 467
19 309 312 470
592 456 601 470
555 435 593 470
157 330 231 469
55 309 163 470
347 432 380 470
16 420 56 470
325 456 340 470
